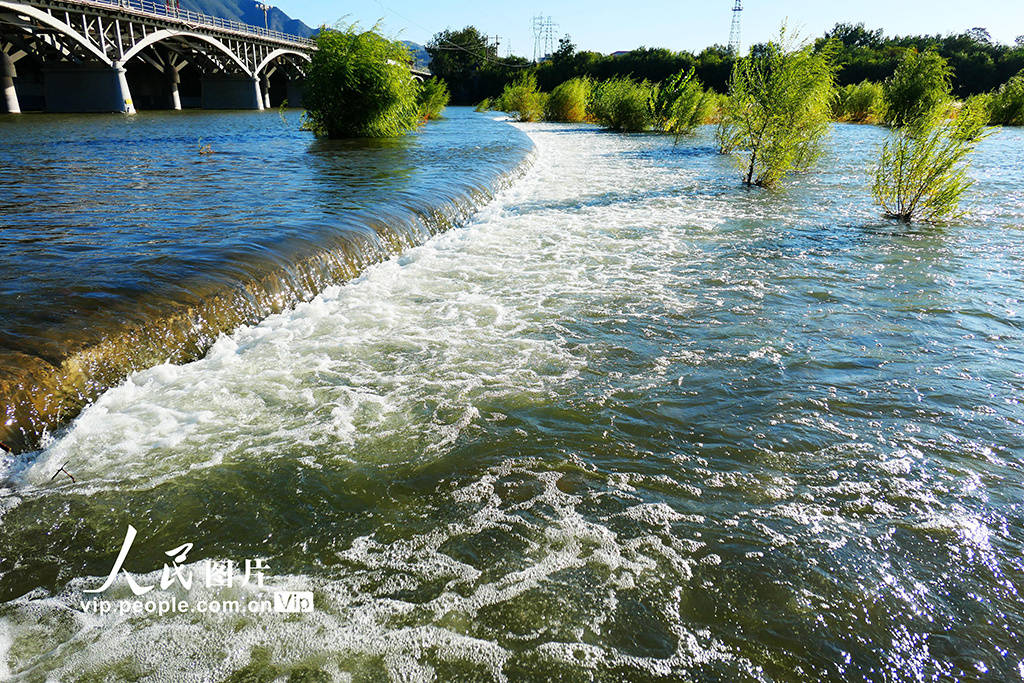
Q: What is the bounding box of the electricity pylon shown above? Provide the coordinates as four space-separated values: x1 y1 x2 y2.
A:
728 0 743 55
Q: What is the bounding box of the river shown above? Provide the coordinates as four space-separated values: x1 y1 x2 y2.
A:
1 109 1023 681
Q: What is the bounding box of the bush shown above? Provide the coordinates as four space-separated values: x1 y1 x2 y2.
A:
545 77 593 123
474 97 492 112
990 69 1024 126
588 78 655 132
718 33 838 187
833 80 883 123
416 78 450 120
651 69 715 137
497 74 547 122
303 24 420 138
872 97 990 222
882 50 952 128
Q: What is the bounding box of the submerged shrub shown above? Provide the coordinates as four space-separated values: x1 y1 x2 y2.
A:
304 24 420 138
651 69 715 137
545 77 593 123
872 97 991 222
498 74 547 122
718 32 838 187
416 78 450 120
474 97 492 112
882 50 952 128
990 69 1024 126
833 80 883 123
589 78 655 132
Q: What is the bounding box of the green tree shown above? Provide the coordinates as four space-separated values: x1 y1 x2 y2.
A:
545 77 592 122
426 26 497 103
303 24 420 138
651 68 714 137
718 32 838 187
872 98 991 222
990 69 1024 125
881 50 952 127
496 74 547 122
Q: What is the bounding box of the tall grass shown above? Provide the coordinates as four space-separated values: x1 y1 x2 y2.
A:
989 69 1024 126
651 69 715 137
833 80 883 123
496 74 547 122
588 78 655 132
545 77 593 123
718 32 838 187
872 97 990 222
416 78 450 120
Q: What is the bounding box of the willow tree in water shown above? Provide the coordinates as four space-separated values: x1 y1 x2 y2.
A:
304 24 420 138
718 32 838 187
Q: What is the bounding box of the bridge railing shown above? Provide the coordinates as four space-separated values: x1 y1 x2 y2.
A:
74 0 315 46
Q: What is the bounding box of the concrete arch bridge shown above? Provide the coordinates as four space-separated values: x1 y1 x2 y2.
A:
0 0 430 113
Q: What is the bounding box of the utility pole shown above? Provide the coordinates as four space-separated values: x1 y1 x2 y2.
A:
728 0 743 55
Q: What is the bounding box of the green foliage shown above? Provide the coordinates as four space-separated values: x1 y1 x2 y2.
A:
833 80 884 122
474 97 492 112
497 74 547 122
989 69 1024 125
416 78 450 120
588 78 655 132
545 77 593 123
651 69 715 137
718 33 838 187
882 50 952 127
303 24 420 139
872 98 991 222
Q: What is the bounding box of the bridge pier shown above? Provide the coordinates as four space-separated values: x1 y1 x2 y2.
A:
168 66 182 111
2 52 19 114
42 62 135 113
200 74 264 110
261 75 271 109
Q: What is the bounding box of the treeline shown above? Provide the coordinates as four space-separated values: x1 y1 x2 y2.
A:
426 23 1024 105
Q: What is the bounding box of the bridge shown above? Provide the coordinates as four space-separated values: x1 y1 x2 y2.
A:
0 0 430 114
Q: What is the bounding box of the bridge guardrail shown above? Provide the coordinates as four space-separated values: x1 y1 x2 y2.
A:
71 0 316 46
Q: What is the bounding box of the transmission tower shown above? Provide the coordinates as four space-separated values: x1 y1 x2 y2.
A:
531 14 558 62
728 0 743 54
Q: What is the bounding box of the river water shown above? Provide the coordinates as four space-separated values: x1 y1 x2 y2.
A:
1 111 1023 681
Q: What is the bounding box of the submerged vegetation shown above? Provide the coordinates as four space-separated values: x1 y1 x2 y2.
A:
304 24 420 138
495 74 547 122
873 52 991 223
588 78 654 132
881 50 953 128
718 34 838 187
989 69 1024 125
651 69 715 137
833 80 884 123
545 77 593 123
416 78 451 120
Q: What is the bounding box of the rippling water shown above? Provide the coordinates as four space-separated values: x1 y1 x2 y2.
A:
0 109 532 451
1 115 1023 681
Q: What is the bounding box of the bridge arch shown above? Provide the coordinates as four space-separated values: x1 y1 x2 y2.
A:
122 29 251 75
254 48 309 77
0 0 110 65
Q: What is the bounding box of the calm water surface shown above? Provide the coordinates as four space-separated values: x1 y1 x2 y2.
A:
0 113 1023 682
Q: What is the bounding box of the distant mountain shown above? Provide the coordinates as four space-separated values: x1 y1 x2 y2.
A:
178 2 431 67
403 41 430 69
179 0 316 38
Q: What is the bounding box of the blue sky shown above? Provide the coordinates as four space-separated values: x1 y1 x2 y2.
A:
270 1 1023 55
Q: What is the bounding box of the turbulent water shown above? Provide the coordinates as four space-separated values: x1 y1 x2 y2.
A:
1 113 1024 682
0 109 531 451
